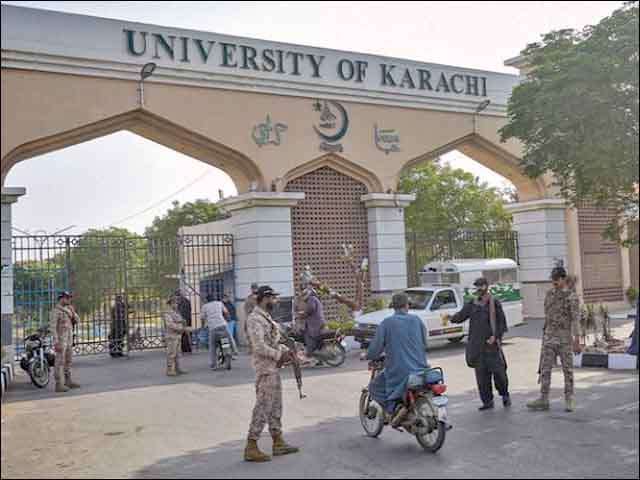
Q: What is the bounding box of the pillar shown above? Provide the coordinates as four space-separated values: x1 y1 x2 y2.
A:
1 187 26 362
218 192 304 343
506 199 569 318
361 193 415 298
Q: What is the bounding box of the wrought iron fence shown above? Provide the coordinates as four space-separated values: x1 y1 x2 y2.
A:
12 234 234 356
406 230 519 287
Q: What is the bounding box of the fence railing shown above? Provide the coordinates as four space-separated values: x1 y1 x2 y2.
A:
406 230 519 287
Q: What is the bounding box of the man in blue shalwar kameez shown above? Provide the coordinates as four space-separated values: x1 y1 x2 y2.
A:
367 292 429 426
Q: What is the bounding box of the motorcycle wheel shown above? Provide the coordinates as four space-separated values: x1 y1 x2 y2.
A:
29 359 50 389
414 397 446 453
359 391 384 438
324 343 346 368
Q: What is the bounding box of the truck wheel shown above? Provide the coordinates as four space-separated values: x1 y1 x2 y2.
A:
448 336 464 344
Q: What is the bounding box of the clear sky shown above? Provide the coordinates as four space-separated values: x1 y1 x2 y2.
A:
2 1 624 235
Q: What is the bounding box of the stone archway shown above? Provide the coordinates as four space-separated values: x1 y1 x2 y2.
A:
396 132 548 202
1 109 265 193
281 153 383 194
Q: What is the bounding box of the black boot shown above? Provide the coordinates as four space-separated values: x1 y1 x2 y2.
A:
478 402 495 411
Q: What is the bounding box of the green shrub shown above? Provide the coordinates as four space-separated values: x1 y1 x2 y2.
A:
626 286 639 306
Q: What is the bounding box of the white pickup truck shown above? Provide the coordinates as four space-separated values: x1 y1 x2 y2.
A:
354 259 524 347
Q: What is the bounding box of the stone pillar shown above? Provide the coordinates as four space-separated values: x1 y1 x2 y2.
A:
218 192 304 344
361 193 415 298
1 187 26 362
506 199 569 318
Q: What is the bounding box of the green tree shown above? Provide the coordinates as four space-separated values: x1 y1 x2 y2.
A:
500 1 639 245
67 227 142 316
399 161 513 234
399 162 514 282
143 200 225 295
144 199 222 240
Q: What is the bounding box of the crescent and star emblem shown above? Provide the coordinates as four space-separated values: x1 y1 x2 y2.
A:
313 100 349 152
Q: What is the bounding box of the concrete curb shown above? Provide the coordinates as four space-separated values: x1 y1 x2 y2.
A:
1 363 15 398
573 353 637 370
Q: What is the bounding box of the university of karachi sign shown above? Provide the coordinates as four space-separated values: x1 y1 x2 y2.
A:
124 30 489 98
3 5 520 114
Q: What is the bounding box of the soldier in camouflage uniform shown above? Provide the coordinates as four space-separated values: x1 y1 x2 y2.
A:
244 286 299 463
527 266 582 412
50 291 81 393
164 296 193 376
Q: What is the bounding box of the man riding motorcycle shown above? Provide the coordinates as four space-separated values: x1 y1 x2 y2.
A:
366 292 429 426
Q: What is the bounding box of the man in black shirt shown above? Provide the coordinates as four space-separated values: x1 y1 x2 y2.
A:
451 277 511 411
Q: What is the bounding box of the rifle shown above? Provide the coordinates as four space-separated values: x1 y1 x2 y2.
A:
281 335 307 399
537 338 543 384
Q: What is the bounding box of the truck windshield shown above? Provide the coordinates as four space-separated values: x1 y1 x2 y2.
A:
406 291 434 310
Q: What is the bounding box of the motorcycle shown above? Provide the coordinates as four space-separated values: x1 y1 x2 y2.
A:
359 358 449 453
216 332 233 370
19 328 56 388
282 324 347 368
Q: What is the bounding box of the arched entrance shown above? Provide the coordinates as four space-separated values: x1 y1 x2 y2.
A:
285 165 371 320
3 122 246 356
1 109 264 193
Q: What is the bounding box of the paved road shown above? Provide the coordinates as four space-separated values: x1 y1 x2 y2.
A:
1 319 638 479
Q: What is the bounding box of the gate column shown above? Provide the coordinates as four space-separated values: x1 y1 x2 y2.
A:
219 192 305 344
1 187 26 363
506 199 570 318
361 193 415 298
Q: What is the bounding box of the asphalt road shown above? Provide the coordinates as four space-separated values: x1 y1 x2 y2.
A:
1 319 638 479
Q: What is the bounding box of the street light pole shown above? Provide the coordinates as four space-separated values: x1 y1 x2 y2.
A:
138 62 157 108
473 99 491 135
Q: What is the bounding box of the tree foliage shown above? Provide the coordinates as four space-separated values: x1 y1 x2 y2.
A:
500 1 639 245
398 161 513 234
67 227 142 315
144 199 223 240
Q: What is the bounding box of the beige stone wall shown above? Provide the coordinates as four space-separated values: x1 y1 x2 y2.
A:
1 69 547 202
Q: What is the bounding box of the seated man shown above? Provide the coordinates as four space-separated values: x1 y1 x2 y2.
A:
301 286 327 366
367 292 429 426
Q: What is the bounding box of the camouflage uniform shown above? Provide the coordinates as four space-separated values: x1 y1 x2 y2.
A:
50 303 79 386
243 293 258 351
164 310 187 375
540 287 580 399
246 306 288 441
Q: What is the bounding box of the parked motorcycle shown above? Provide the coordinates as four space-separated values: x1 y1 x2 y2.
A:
282 324 347 367
359 358 449 453
19 328 56 388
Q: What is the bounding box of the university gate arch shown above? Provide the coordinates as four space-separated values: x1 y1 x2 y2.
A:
2 4 633 354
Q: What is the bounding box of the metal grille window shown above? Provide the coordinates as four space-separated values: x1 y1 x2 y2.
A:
285 167 370 321
578 206 624 303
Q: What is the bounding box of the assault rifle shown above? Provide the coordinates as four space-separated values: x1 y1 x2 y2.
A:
281 335 307 399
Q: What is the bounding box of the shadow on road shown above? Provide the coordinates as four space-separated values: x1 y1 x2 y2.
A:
133 373 638 479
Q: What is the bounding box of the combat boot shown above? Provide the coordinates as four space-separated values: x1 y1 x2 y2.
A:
526 396 550 411
65 375 81 389
244 439 272 462
55 382 69 393
272 433 299 456
565 396 576 412
166 367 178 377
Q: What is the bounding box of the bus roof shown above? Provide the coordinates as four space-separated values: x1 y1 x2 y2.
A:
421 258 518 273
